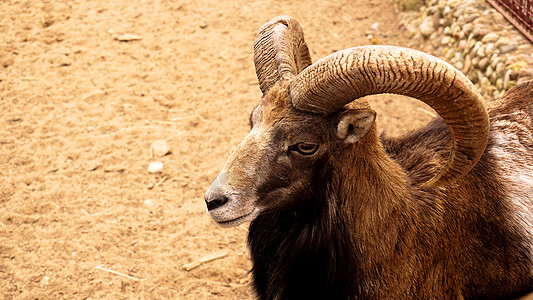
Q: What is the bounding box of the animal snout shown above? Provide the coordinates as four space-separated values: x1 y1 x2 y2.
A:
205 195 228 210
205 173 229 211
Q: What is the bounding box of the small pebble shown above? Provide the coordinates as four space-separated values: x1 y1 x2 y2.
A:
471 41 483 56
150 139 171 157
148 161 163 174
496 78 503 90
495 36 512 47
499 44 517 54
41 276 50 287
463 55 472 73
482 32 499 43
478 57 489 71
441 36 451 45
419 17 435 38
503 69 513 89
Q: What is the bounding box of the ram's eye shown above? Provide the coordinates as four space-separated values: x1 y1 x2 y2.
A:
291 142 319 155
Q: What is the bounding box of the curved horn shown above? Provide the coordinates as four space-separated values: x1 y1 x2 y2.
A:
254 15 312 94
290 46 489 188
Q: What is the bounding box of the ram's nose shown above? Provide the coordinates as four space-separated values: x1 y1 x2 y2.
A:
204 173 229 211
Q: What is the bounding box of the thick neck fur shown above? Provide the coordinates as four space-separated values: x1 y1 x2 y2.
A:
332 125 419 298
248 167 360 300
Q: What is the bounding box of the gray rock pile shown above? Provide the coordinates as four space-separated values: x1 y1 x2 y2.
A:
397 0 533 101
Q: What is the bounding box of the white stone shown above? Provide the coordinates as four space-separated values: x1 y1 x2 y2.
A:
419 17 435 38
150 139 171 157
482 32 499 43
148 161 163 174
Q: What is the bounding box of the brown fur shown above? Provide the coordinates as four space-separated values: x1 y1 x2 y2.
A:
207 81 533 299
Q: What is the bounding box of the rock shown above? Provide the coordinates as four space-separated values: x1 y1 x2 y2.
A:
482 32 499 43
454 51 462 62
370 36 381 44
503 69 513 89
458 39 467 51
485 43 494 56
478 57 489 71
463 13 479 23
148 161 163 174
495 36 512 47
40 275 50 287
396 0 426 11
496 78 503 90
451 24 462 38
463 54 472 74
437 46 444 57
470 72 479 84
476 70 484 84
442 5 452 17
445 48 456 60
462 23 473 35
419 16 435 38
481 77 496 95
472 25 488 39
430 32 441 48
471 57 480 70
455 61 463 71
150 139 171 157
453 6 466 18
402 22 417 38
499 44 517 54
471 41 482 56
490 55 501 69
491 72 498 84
441 35 451 45
508 61 527 72
466 36 477 51
495 61 505 77
485 65 493 79
493 90 501 100
519 67 533 80
457 30 465 40
476 45 487 58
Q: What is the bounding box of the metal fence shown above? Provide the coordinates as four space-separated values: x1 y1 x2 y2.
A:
487 0 533 43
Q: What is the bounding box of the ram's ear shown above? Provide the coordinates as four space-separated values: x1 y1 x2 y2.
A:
334 109 376 144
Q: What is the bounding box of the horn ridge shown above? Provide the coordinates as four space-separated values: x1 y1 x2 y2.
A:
289 45 489 187
254 16 312 94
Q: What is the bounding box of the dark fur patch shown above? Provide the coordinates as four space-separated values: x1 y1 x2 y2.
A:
248 178 361 300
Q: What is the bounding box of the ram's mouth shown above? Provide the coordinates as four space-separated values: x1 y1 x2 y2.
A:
215 209 259 227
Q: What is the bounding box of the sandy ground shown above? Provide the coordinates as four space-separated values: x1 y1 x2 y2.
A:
0 0 444 298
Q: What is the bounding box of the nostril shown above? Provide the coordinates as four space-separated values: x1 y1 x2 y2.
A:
205 196 229 211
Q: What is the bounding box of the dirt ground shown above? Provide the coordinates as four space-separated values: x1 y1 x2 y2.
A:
0 0 448 299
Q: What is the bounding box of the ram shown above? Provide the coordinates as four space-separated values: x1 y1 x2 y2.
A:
204 16 533 299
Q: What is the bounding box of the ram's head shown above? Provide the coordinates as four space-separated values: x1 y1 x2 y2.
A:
205 16 489 227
